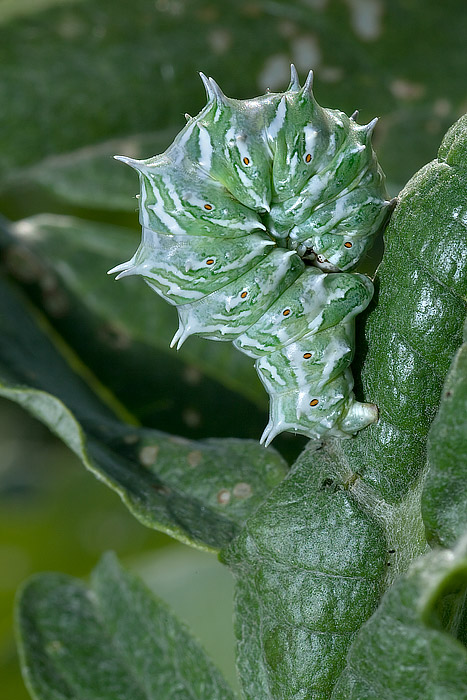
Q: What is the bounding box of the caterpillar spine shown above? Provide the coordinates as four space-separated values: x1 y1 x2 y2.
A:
109 67 392 446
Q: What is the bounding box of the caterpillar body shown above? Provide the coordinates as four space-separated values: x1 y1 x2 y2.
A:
109 67 393 446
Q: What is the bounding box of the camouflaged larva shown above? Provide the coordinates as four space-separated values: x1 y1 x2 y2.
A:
109 67 394 446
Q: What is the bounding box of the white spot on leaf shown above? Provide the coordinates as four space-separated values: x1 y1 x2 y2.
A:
258 54 291 92
291 35 321 71
139 445 160 466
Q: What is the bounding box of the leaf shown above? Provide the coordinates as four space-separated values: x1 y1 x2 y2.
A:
312 114 467 504
1 131 179 212
331 537 467 699
16 551 236 700
422 317 467 548
221 444 388 700
3 214 268 435
220 115 467 700
1 0 467 193
0 274 287 551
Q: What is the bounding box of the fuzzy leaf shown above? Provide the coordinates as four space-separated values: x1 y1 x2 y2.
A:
332 537 467 699
16 552 236 700
422 317 467 547
221 445 388 699
0 275 287 551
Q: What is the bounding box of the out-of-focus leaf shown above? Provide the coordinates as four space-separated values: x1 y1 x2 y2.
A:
1 0 467 194
0 275 287 551
332 537 467 699
16 552 236 700
221 444 387 700
422 318 467 548
2 214 269 440
134 546 238 692
0 131 178 212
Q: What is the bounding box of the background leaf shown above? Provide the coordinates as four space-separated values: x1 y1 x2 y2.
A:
1 0 467 198
422 317 467 548
2 214 270 437
331 536 467 699
16 552 236 700
0 275 287 551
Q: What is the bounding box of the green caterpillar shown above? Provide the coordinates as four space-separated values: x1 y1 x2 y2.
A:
109 67 393 446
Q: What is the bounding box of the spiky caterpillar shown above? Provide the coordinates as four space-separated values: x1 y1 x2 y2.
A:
109 67 393 446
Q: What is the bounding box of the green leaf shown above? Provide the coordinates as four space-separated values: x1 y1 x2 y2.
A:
3 214 268 433
221 445 387 699
332 537 467 699
16 551 236 700
220 115 467 700
1 0 467 193
1 131 178 212
0 274 287 551
312 114 467 505
422 317 467 548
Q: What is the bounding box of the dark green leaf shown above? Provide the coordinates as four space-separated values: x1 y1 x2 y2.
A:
0 275 287 551
16 552 236 700
314 114 467 504
1 0 467 195
3 214 268 437
332 537 467 699
221 445 387 699
422 317 467 548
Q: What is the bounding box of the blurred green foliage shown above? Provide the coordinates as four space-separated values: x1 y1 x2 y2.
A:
1 1 466 698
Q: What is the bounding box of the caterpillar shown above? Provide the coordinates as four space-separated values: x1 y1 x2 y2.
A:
109 67 393 446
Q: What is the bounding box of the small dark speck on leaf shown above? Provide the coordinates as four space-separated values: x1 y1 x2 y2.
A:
319 478 335 491
150 483 171 495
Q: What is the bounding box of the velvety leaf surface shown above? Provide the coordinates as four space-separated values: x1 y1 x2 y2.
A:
0 275 287 551
222 116 467 700
221 444 387 700
314 114 467 504
16 552 236 700
422 317 467 548
2 214 268 437
332 537 467 699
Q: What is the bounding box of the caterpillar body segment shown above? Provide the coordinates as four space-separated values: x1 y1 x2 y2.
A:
110 67 392 444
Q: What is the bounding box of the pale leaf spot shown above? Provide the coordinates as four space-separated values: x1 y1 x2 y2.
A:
139 445 160 466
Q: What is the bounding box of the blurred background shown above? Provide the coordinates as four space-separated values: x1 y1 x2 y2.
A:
1 0 466 697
